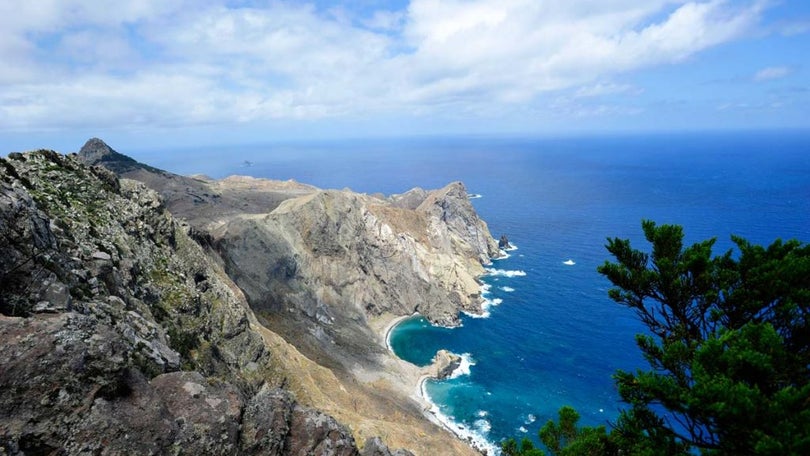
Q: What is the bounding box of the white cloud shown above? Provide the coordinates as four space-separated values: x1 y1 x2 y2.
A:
753 66 791 82
0 0 770 132
363 10 406 31
575 82 643 98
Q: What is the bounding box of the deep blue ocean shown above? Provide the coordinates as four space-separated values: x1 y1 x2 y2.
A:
134 131 810 453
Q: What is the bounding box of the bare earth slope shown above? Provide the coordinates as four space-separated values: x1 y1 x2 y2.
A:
76 138 501 455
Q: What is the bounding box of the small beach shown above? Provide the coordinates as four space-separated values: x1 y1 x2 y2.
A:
378 312 502 455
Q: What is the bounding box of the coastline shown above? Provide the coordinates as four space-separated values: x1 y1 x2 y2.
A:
382 313 416 352
374 312 500 456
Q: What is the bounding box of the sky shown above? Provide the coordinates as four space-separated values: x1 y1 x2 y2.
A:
1 0 809 151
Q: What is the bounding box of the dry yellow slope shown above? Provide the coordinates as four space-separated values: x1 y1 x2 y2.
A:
254 323 479 456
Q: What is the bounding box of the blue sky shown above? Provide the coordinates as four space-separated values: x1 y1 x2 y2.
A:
1 0 808 151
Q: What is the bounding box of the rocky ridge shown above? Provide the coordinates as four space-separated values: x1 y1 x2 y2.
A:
0 150 413 456
77 139 500 375
73 139 501 455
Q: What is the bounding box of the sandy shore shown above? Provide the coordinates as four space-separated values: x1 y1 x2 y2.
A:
371 313 497 456
381 313 416 351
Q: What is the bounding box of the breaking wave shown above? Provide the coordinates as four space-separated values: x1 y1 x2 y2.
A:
486 268 527 277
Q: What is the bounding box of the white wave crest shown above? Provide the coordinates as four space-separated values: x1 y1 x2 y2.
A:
420 384 501 456
448 353 476 379
463 309 490 319
486 268 527 277
474 418 492 434
464 282 502 319
500 286 515 292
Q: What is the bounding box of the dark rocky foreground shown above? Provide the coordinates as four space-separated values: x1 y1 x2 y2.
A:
0 150 413 455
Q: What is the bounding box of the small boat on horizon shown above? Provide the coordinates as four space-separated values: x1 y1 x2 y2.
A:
563 259 575 266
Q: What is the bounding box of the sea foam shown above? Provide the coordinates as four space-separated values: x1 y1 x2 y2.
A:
486 268 527 277
421 381 501 456
496 243 518 259
448 353 476 379
474 418 492 434
465 283 505 319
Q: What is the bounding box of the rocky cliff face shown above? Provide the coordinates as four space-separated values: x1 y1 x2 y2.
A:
77 139 500 376
0 150 411 456
61 138 500 456
213 184 499 372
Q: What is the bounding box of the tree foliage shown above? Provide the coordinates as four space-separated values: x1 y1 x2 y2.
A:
502 406 610 456
503 220 810 455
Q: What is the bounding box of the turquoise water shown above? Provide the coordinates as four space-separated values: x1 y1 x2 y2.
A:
136 131 810 453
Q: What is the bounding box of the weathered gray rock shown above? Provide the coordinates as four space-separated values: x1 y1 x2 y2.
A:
434 350 464 380
361 437 416 456
210 184 498 372
0 150 377 456
388 187 429 210
66 138 502 455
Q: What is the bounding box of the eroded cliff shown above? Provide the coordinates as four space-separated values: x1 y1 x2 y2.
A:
0 150 414 456
77 139 500 375
15 137 503 456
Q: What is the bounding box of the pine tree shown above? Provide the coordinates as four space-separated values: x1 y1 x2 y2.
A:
503 221 810 455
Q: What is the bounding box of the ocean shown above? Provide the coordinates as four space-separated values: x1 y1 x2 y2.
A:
134 131 810 453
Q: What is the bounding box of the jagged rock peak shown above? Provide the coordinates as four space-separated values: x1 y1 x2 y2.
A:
78 137 126 164
77 137 158 174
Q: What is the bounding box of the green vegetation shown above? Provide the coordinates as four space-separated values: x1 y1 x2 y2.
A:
503 406 609 456
503 220 810 455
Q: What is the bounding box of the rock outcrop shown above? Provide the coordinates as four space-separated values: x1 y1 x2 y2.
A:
77 139 500 374
212 184 499 372
430 350 464 380
77 138 316 227
67 138 500 455
0 150 412 456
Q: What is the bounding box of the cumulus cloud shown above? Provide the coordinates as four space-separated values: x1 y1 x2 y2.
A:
0 0 770 131
753 66 792 82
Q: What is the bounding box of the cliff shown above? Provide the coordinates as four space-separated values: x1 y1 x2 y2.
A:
76 139 499 455
0 138 500 456
77 139 500 376
0 150 414 456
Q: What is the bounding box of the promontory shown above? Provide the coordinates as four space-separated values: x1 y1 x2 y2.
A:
0 139 502 455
